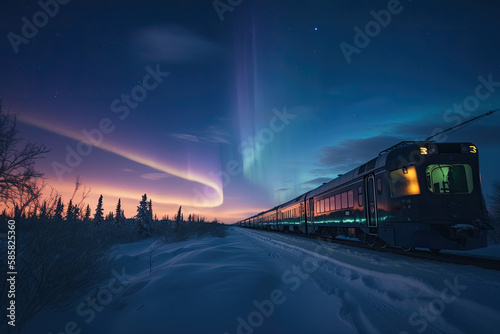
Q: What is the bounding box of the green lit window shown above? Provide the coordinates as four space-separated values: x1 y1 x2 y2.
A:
426 164 473 194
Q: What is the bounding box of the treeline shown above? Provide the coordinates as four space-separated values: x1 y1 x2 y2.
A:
0 189 223 238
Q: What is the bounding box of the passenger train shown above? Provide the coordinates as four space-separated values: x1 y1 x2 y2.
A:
237 141 491 252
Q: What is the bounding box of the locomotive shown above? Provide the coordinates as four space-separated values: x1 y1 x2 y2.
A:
237 141 491 252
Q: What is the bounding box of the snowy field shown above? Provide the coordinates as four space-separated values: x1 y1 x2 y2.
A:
442 244 500 260
22 227 500 334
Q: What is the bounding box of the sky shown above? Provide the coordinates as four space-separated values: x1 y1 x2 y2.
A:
1 0 500 223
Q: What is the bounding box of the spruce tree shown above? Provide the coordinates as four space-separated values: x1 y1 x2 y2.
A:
84 204 91 222
93 195 104 224
136 194 151 236
174 206 182 232
54 196 64 222
147 199 153 221
66 199 74 222
115 198 123 225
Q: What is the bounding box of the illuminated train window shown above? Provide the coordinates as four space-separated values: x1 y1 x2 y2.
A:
358 186 363 207
321 191 355 211
341 192 348 208
389 166 421 197
348 190 354 208
426 164 473 193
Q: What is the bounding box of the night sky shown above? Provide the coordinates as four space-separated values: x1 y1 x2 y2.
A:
1 0 500 223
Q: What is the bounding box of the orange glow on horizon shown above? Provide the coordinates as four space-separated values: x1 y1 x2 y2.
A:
19 114 224 208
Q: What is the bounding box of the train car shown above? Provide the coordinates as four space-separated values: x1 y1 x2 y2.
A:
260 208 277 230
275 194 306 233
238 141 491 252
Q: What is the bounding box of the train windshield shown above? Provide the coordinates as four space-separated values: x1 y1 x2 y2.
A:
426 164 473 194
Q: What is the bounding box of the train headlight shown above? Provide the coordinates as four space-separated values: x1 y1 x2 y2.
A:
420 144 437 155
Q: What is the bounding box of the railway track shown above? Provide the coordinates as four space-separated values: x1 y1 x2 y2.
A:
239 227 500 271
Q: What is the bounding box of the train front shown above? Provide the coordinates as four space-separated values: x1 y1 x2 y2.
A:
387 142 491 251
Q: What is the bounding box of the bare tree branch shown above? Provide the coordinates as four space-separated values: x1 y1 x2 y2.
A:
0 108 50 215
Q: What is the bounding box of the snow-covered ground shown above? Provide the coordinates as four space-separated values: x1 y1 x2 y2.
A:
22 227 500 334
442 244 500 260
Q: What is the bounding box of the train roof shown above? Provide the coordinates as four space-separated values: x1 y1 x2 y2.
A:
307 152 388 199
305 140 444 199
276 191 311 210
267 141 404 210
